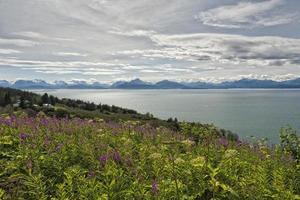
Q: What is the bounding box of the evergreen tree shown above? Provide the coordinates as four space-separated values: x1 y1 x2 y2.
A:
41 93 49 104
167 117 173 123
4 92 11 105
20 95 26 109
174 117 178 123
49 95 56 105
0 95 4 107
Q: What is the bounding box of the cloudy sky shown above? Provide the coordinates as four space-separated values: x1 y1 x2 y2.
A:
0 0 300 83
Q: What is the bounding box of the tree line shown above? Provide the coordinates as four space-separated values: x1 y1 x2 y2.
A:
0 87 139 116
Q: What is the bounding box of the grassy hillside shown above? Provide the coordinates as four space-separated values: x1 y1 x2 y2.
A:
0 116 299 199
0 87 151 120
0 87 175 130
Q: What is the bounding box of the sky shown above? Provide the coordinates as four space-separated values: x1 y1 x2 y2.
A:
0 0 300 83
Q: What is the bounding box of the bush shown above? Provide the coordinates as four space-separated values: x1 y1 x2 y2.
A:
280 127 300 161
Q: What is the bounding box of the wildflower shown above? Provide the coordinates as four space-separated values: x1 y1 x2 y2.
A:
218 137 229 148
99 155 108 166
151 180 159 195
19 133 29 143
40 118 48 126
88 170 95 178
113 151 122 163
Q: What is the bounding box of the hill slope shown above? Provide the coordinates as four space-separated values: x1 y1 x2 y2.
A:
0 116 299 199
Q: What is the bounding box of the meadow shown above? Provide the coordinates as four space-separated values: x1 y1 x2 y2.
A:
0 113 299 199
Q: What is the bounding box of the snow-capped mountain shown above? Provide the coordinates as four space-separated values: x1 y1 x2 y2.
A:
1 78 300 89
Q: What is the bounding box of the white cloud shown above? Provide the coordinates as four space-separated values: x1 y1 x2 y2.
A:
0 38 38 47
27 67 125 75
108 29 156 37
14 32 46 39
0 49 21 54
0 57 128 68
14 31 74 41
0 57 128 75
54 52 88 57
196 0 298 28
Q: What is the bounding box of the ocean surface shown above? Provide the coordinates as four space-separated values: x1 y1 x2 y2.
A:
33 89 300 143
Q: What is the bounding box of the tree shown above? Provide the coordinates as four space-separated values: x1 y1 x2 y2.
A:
20 95 26 109
4 92 11 105
41 93 49 104
49 95 56 106
111 105 118 113
174 117 178 123
85 102 96 111
167 118 173 123
0 96 4 107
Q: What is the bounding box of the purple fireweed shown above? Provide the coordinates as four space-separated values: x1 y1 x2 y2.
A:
0 118 12 126
113 151 122 163
218 137 229 148
19 133 29 142
10 115 17 126
99 155 108 166
88 170 95 178
40 118 48 126
151 180 159 195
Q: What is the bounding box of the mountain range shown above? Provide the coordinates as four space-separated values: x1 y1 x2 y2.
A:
1 78 300 89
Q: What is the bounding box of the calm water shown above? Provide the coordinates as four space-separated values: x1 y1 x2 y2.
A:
33 89 300 143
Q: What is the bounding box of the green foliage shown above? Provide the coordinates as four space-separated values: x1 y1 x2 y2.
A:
41 93 50 104
280 127 300 161
0 116 299 199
